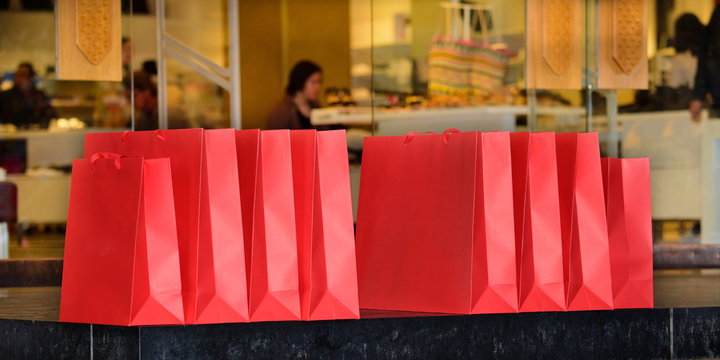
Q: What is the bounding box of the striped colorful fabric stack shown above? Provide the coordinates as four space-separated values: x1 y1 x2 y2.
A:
428 37 473 95
468 44 510 95
428 36 510 96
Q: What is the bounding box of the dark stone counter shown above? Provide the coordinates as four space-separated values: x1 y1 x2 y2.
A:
1 307 719 359
0 272 719 359
0 249 718 359
140 309 673 359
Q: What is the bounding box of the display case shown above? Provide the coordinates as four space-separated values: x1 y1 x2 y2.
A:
1 0 719 247
362 0 715 244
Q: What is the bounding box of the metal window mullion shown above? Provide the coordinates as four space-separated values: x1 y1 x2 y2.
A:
155 0 240 130
606 89 619 158
156 0 167 130
228 0 241 129
163 33 231 78
164 46 231 90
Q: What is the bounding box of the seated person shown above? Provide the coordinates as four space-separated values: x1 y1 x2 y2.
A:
0 62 56 129
691 5 720 120
267 60 323 129
123 70 190 130
669 13 703 89
124 71 158 131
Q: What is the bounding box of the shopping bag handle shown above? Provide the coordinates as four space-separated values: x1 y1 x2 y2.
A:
404 129 461 145
121 129 166 143
404 131 437 145
442 128 461 143
90 152 123 170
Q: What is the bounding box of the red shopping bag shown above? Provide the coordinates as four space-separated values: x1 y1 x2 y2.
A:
84 129 248 324
556 133 613 310
356 130 517 314
290 130 359 320
471 131 518 313
60 153 183 325
510 132 565 312
601 158 653 308
236 129 300 321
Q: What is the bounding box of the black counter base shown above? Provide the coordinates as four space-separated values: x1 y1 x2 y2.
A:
1 269 719 359
0 307 718 359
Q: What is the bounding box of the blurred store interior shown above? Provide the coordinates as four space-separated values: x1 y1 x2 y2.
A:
0 0 718 259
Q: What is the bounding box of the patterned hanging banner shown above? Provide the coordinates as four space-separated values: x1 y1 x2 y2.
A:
542 0 574 76
612 0 644 75
76 0 112 65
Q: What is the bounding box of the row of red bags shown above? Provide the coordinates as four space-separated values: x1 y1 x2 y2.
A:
60 129 359 326
356 130 652 314
60 128 652 326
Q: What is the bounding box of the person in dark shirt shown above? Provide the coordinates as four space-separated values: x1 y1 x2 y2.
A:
124 70 158 131
670 13 704 89
266 60 323 129
691 5 720 121
0 62 56 129
123 70 189 130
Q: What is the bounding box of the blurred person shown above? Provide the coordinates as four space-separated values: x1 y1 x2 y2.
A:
94 82 128 128
122 37 133 78
690 5 720 121
0 62 56 129
267 60 323 129
124 71 158 131
670 13 704 89
142 60 157 77
124 71 189 130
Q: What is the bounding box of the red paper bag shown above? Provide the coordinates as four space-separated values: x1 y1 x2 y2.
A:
356 130 517 314
471 131 518 313
601 158 653 308
60 154 183 325
510 132 565 312
556 133 613 310
290 130 359 320
84 129 248 324
236 129 300 321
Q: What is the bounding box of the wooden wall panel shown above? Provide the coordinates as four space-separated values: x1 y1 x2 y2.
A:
56 0 122 81
526 0 582 89
597 0 648 89
284 0 351 92
239 0 283 130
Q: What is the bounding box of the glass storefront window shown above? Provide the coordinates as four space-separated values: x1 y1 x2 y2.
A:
0 0 719 262
0 2 142 258
165 56 231 129
369 0 530 136
367 0 717 245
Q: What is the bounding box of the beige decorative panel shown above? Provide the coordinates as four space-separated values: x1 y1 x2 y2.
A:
56 0 121 81
598 0 648 89
543 0 573 75
527 0 582 89
76 0 112 65
612 0 644 74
